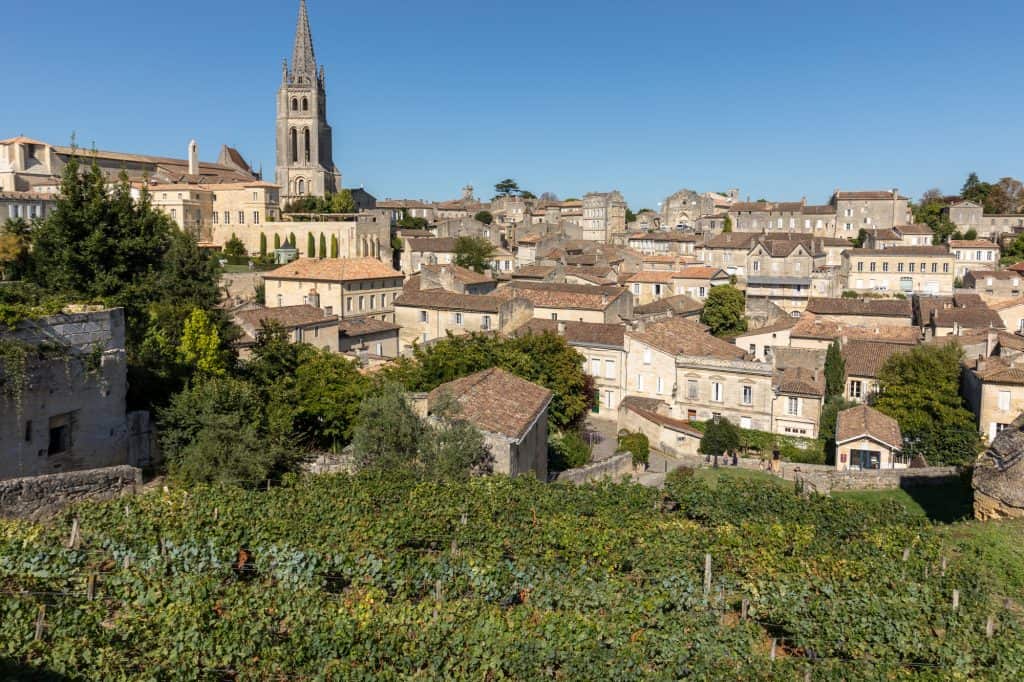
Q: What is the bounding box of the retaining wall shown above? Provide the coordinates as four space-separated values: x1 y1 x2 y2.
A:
0 466 142 520
553 452 636 484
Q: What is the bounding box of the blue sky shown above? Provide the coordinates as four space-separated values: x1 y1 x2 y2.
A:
4 0 1023 209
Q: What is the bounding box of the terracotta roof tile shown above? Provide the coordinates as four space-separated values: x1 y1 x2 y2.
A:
632 294 703 317
265 257 402 282
407 237 458 252
338 317 400 336
511 319 625 348
620 397 703 437
949 239 999 249
234 305 335 330
628 316 746 360
836 405 902 448
428 368 552 440
493 282 625 311
773 366 825 397
842 340 911 379
395 289 505 313
806 297 912 318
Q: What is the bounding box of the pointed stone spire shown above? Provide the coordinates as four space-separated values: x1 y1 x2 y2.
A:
291 0 317 80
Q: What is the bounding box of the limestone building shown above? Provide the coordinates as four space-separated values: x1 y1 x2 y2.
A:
276 0 342 203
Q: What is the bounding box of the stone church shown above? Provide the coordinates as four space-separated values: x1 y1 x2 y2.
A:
276 0 342 203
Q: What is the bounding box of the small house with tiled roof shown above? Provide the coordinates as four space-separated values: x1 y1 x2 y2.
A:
962 355 1024 443
423 368 553 479
338 316 400 358
835 404 905 470
841 340 911 403
491 281 633 324
949 239 1000 276
233 304 340 356
400 237 459 273
771 366 826 438
394 289 533 351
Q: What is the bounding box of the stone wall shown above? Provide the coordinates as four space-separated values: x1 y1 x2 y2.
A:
553 452 635 484
0 466 142 520
794 466 962 494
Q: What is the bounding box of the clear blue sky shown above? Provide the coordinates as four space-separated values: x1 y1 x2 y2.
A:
3 0 1022 209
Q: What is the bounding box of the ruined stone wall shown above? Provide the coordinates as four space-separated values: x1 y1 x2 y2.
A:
0 466 142 520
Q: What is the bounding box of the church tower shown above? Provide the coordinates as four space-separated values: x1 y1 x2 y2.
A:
276 0 341 204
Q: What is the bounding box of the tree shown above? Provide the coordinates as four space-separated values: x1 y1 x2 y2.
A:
397 215 429 229
319 233 327 259
986 177 1024 215
548 431 591 471
474 210 494 225
292 348 368 450
307 232 315 257
421 391 493 480
259 232 267 257
873 342 980 465
824 340 845 399
699 417 740 467
330 234 339 258
289 232 297 248
0 219 31 281
963 228 978 241
852 228 868 248
454 235 495 273
519 191 536 200
961 172 992 206
224 235 246 258
494 179 520 197
158 376 298 486
625 208 636 224
539 192 559 202
700 285 747 336
274 233 281 250
351 381 425 471
722 216 733 233
177 308 228 377
329 189 357 214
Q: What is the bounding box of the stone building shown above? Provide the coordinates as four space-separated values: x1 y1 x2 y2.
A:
393 289 533 351
424 368 551 480
964 270 1023 298
944 200 1024 241
1 190 56 222
949 239 1000 277
660 188 716 228
625 232 697 256
834 404 905 471
401 237 458 273
1 309 130 480
338 317 400 358
962 355 1024 443
233 304 340 357
275 0 342 203
581 191 626 242
771 366 825 438
512 319 627 417
841 246 955 295
832 189 911 234
491 281 633 323
262 257 404 321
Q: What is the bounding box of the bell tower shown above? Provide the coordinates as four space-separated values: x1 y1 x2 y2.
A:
276 0 341 204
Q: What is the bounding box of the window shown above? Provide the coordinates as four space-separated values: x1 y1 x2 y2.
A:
302 97 308 111
291 98 298 111
849 380 862 398
786 397 799 415
882 262 889 272
419 310 427 322
591 358 601 376
654 284 662 297
857 262 863 272
253 212 260 225
943 263 950 273
48 413 73 455
712 382 723 402
897 262 904 273
742 385 752 405
687 380 698 400
238 211 245 225
313 327 319 338
920 262 926 273
632 283 641 295
752 260 760 273
358 296 364 311
24 419 32 442
931 262 937 273
223 211 230 225
699 286 707 298
454 312 463 326
550 313 558 320
481 315 491 330
844 208 853 217
998 390 1011 411
908 262 915 273
636 374 644 391
869 262 876 272
605 359 615 379
749 344 756 355
643 348 652 365
212 212 218 224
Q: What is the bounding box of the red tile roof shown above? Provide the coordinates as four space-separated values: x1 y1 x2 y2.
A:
428 368 552 440
836 405 902 448
265 258 402 282
627 316 746 360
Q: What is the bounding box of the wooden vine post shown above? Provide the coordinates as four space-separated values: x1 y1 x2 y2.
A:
34 605 46 641
703 553 712 598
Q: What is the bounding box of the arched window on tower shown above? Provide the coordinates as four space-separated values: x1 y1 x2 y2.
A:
290 128 298 163
302 98 308 111
297 179 306 196
304 129 311 163
291 98 298 111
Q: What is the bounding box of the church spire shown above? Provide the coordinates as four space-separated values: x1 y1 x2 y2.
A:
291 0 317 81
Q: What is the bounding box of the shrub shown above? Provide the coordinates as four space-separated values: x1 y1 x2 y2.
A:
548 431 591 471
618 432 650 467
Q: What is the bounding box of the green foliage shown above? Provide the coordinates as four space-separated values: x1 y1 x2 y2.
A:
329 189 357 214
177 308 228 377
722 215 732 233
699 285 747 336
548 431 591 471
351 381 426 471
223 234 246 258
379 332 593 430
390 236 403 252
397 215 429 229
690 420 825 464
157 375 298 485
494 178 521 197
618 431 649 466
306 232 315 257
0 218 32 281
274 233 281 250
474 210 493 225
292 348 368 450
852 227 868 248
2 475 1020 678
318 232 327 259
330 234 339 258
453 235 495 273
873 342 981 465
963 227 978 240
283 190 357 215
254 281 266 305
819 396 857 444
824 340 845 399
699 418 740 457
625 208 636 224
259 232 267 256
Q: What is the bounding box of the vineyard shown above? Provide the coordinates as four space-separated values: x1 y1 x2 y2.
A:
1 471 1022 680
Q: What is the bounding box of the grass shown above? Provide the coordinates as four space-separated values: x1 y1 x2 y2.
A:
221 264 277 273
834 477 974 523
691 466 790 489
936 519 1024 597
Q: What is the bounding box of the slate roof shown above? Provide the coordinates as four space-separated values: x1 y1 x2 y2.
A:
395 289 505 313
628 316 746 360
511 319 625 348
265 257 403 282
842 340 911 379
428 368 552 441
836 405 903 448
806 297 913 318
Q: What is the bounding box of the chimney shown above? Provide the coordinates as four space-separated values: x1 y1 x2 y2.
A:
976 355 987 373
987 329 998 357
556 321 566 335
188 139 198 176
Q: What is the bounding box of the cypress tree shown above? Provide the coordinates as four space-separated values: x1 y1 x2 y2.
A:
307 232 315 257
824 340 845 399
319 233 327 259
274 233 281 250
330 234 339 258
259 232 267 256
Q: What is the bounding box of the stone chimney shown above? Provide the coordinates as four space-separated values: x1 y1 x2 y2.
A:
976 355 987 373
188 139 198 176
987 329 998 357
